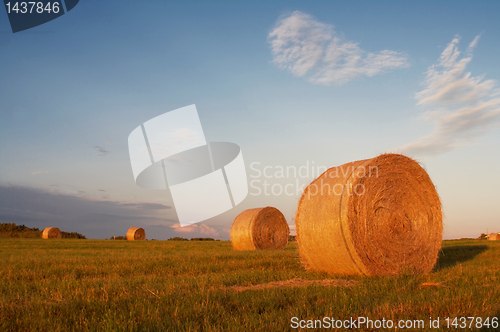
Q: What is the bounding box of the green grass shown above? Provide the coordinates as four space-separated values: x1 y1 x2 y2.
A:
1 239 499 331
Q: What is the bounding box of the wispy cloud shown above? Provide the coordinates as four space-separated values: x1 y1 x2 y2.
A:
120 202 171 210
93 145 110 156
268 11 409 85
399 35 500 156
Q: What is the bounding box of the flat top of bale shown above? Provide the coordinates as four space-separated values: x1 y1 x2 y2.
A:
127 227 146 240
296 153 442 276
230 207 289 250
347 154 442 275
252 207 289 250
42 227 61 239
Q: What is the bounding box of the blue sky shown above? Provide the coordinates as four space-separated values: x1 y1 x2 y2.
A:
1 0 500 239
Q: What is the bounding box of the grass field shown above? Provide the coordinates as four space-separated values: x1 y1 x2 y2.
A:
1 239 499 331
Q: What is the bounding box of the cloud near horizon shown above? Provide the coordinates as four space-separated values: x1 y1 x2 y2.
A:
399 35 500 156
0 185 175 239
268 11 409 85
171 223 220 238
0 185 229 240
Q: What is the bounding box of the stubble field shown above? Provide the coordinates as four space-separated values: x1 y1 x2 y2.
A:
0 238 499 331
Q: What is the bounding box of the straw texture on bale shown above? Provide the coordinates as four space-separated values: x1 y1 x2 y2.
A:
42 227 61 239
126 227 146 241
488 233 500 241
296 154 442 276
231 207 289 250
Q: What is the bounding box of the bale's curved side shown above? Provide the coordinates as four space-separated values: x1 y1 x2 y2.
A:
42 227 61 239
126 227 146 241
488 233 500 241
296 154 442 276
231 207 289 250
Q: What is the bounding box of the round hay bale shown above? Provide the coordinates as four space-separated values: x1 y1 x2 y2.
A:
488 233 500 241
42 227 61 239
126 227 146 241
296 154 442 276
231 207 289 250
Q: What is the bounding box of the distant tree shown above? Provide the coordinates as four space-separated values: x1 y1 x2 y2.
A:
167 237 189 241
190 237 215 241
0 223 42 238
288 235 297 242
109 236 127 240
0 223 87 239
61 231 86 239
478 233 488 240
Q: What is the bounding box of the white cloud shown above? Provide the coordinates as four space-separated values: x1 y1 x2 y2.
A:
171 223 220 238
399 35 500 156
268 11 409 85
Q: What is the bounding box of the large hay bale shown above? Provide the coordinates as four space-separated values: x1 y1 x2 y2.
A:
488 233 500 241
296 154 442 276
231 207 289 250
42 227 61 239
126 227 146 241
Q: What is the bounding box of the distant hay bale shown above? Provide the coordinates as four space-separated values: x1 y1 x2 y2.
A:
126 227 146 241
488 233 500 241
296 154 442 276
42 227 61 239
231 207 289 250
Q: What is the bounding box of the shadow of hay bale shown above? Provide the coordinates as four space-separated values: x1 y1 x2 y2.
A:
434 245 488 271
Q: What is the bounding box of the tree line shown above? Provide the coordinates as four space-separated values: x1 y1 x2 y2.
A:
0 223 86 239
